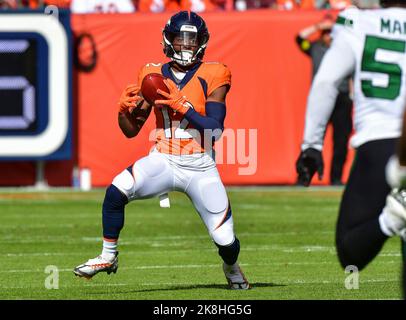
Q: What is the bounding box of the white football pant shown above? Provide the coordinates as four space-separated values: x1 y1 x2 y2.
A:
111 150 235 246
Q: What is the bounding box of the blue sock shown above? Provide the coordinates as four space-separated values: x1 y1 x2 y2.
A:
215 237 240 265
102 184 128 240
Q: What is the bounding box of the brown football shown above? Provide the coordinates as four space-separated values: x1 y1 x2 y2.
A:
141 73 169 106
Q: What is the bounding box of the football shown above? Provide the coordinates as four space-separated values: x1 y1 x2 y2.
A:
141 73 169 106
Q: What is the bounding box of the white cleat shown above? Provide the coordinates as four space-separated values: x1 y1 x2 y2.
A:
73 253 118 279
223 262 250 290
385 189 406 239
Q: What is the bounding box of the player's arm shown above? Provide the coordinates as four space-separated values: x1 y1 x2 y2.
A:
296 20 333 55
296 25 316 56
183 85 227 140
118 101 152 138
155 79 227 140
296 28 356 186
117 84 152 138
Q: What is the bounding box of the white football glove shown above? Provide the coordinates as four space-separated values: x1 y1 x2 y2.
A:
386 155 406 188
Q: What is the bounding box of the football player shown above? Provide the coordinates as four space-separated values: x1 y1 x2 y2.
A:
296 0 406 296
74 11 250 290
386 103 406 298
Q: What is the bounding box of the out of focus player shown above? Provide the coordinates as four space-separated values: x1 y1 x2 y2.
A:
386 105 406 297
296 0 406 295
73 11 249 290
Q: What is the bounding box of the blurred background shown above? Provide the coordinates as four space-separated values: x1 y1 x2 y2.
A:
0 0 380 189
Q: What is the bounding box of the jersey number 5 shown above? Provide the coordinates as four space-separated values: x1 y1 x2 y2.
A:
361 35 406 100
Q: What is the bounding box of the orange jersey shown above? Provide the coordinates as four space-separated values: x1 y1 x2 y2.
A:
137 61 231 155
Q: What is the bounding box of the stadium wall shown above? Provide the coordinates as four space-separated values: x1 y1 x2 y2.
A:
0 9 354 186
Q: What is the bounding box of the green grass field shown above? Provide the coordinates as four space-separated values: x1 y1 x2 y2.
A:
0 187 403 300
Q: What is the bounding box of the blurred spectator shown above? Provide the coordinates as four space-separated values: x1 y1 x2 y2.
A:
276 0 316 10
20 0 71 8
235 0 276 10
137 0 180 12
71 0 135 13
0 0 18 8
138 0 225 12
180 0 225 11
276 0 353 9
44 0 71 7
352 0 380 8
296 14 353 185
327 0 351 9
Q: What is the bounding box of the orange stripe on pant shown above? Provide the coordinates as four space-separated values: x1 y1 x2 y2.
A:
214 202 231 231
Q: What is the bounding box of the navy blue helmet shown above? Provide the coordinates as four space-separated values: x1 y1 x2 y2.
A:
162 11 210 67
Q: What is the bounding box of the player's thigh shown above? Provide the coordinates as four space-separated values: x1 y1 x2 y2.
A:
337 139 396 234
185 168 234 246
111 152 174 201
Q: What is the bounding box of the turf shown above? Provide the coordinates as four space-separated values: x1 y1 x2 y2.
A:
0 187 403 300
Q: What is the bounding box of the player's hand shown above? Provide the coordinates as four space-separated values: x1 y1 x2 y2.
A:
118 84 143 114
296 148 324 187
155 79 190 115
386 156 406 188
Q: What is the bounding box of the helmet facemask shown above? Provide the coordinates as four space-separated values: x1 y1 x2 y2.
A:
163 25 209 67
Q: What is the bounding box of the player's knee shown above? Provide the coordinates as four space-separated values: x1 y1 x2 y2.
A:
103 184 128 211
210 213 234 246
215 237 240 265
198 177 228 214
112 169 136 198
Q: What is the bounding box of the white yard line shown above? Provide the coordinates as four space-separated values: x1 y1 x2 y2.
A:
4 260 401 274
0 186 342 193
1 246 337 257
0 231 334 244
4 245 402 257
